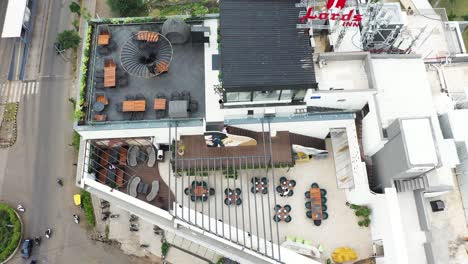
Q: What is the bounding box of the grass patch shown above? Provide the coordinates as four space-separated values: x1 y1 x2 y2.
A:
0 204 22 262
433 0 468 20
463 29 468 52
152 0 217 17
81 191 96 227
3 103 18 122
72 131 81 152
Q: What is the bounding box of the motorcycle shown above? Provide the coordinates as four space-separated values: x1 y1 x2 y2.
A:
45 229 52 239
129 227 139 232
130 223 138 228
17 204 25 212
100 204 110 209
57 179 63 186
73 214 80 224
110 214 119 218
34 236 41 246
129 214 138 222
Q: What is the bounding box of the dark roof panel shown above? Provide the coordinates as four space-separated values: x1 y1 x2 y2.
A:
220 0 317 91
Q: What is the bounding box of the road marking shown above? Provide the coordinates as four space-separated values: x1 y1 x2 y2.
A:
0 80 40 103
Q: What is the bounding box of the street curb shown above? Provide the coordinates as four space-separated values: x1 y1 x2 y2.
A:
1 206 24 264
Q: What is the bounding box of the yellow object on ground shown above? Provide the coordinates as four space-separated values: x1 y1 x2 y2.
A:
295 152 310 162
73 194 81 206
332 247 358 263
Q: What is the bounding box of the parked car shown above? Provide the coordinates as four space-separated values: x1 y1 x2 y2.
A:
20 239 33 258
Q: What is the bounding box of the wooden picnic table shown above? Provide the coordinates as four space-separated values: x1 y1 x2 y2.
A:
98 34 110 45
122 100 146 112
309 188 323 220
104 61 116 87
154 98 166 110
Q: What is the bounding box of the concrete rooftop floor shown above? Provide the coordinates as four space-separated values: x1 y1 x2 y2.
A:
160 139 373 262
316 60 370 91
87 22 206 123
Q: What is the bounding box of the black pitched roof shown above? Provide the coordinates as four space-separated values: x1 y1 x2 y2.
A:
220 0 317 92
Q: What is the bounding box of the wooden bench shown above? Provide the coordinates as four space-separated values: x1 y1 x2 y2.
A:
119 148 128 165
136 31 159 42
94 114 107 121
155 62 169 75
99 152 109 167
98 168 107 184
116 169 124 187
96 94 109 105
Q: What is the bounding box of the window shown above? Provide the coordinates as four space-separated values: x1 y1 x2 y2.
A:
280 90 292 100
253 90 280 102
225 92 251 102
292 89 306 101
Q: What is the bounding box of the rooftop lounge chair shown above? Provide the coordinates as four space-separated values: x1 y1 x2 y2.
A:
285 215 292 223
284 205 291 212
311 183 319 188
322 204 327 212
128 177 141 197
322 212 329 220
146 146 156 167
320 189 327 196
127 145 139 167
184 188 191 195
146 180 159 202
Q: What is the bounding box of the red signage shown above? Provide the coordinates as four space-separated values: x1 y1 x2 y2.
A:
327 0 346 9
299 0 362 27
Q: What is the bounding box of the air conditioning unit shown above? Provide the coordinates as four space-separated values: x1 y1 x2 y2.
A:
264 108 276 117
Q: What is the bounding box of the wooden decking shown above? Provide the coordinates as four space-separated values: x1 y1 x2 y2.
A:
175 130 294 170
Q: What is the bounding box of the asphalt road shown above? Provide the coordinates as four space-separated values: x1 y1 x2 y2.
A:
0 0 145 263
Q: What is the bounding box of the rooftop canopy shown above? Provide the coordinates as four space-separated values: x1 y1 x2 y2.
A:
1 0 27 38
220 0 317 92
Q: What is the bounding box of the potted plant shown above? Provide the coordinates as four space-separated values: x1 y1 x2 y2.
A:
177 141 186 156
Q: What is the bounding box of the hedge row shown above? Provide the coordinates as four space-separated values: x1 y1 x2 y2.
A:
75 25 92 122
81 190 96 226
0 204 22 262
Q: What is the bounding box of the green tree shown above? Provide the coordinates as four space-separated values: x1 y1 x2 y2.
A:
107 0 148 17
69 1 81 15
57 30 81 50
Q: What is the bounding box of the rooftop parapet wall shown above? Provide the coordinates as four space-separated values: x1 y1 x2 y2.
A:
316 52 377 91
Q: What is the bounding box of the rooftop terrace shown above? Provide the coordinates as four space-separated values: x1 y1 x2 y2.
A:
83 21 206 125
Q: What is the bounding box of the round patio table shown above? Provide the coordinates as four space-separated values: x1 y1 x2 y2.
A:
93 101 105 112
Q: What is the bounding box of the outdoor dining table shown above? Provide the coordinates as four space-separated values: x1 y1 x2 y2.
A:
225 190 241 205
309 188 323 220
169 100 189 118
192 185 208 197
104 62 116 87
122 100 146 112
275 207 290 221
93 101 105 112
154 98 166 110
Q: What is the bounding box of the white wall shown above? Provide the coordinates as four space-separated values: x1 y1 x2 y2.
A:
77 125 205 142
203 18 224 123
230 119 356 139
362 97 385 156
306 90 374 110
